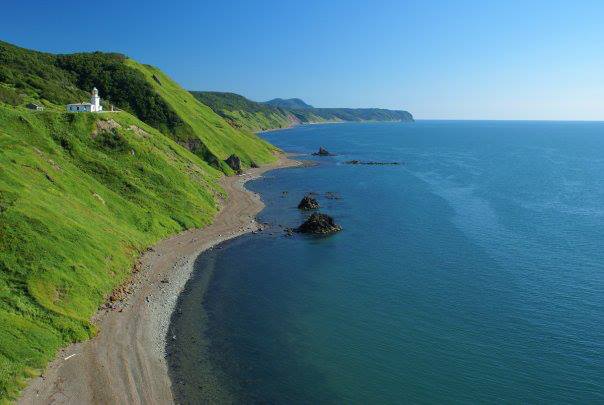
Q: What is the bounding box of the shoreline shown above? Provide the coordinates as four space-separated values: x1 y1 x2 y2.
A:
256 119 413 134
19 153 301 404
165 156 315 403
256 120 346 134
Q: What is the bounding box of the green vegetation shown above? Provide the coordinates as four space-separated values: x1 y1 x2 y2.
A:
55 52 189 137
266 98 414 123
0 38 413 400
0 85 24 106
0 106 223 400
264 97 314 110
0 40 279 401
0 41 88 106
290 107 414 123
191 92 298 132
0 40 277 172
129 64 277 172
196 93 414 133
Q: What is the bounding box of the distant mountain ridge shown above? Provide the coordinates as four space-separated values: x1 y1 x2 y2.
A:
191 93 414 132
191 91 299 132
264 97 314 109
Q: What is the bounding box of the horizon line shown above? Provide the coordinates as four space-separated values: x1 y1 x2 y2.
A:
413 118 604 123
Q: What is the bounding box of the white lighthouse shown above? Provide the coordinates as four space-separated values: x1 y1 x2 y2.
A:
91 87 101 111
66 87 104 112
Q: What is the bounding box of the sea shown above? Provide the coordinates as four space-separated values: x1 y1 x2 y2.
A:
168 121 604 404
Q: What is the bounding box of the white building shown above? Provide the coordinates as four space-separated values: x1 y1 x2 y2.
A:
67 87 103 112
26 103 44 111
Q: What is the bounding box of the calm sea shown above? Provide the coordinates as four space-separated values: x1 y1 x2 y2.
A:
169 121 604 403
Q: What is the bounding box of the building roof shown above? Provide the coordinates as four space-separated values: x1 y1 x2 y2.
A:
67 102 92 106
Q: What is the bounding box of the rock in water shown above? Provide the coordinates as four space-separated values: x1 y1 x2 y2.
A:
224 154 242 173
345 160 401 165
296 212 342 234
298 195 320 210
312 147 334 156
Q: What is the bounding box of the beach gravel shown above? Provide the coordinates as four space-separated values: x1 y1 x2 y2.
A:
19 153 299 405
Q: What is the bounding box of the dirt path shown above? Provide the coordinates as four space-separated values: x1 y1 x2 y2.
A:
19 154 299 405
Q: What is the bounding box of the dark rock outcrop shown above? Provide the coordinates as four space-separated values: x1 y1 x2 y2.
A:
345 160 401 165
296 212 342 234
178 139 221 168
224 154 242 173
178 139 202 152
312 147 334 156
297 195 320 210
250 161 260 168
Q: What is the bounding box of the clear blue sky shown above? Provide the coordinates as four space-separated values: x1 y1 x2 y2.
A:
2 0 603 120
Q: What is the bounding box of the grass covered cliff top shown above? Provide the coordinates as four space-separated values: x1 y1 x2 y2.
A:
0 40 277 172
0 40 278 400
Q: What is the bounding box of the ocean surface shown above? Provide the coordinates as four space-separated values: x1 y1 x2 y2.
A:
169 121 604 403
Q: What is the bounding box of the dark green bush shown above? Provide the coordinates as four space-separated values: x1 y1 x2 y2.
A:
0 86 23 106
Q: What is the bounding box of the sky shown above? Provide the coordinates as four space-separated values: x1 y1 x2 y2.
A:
1 0 603 120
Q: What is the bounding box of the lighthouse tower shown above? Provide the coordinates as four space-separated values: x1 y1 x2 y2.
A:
91 87 102 112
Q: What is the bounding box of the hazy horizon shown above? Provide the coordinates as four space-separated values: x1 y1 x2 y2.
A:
1 0 603 120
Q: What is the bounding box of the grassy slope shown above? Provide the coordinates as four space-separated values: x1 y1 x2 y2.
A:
0 105 223 400
0 41 88 107
196 92 415 133
0 40 278 173
128 62 277 170
190 91 297 132
263 98 414 123
0 40 282 402
264 98 313 109
308 107 414 122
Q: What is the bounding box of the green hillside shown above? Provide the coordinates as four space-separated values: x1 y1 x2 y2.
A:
266 98 414 123
0 106 224 400
0 40 277 172
195 92 414 133
191 91 298 132
0 40 279 401
264 97 314 110
128 64 276 170
291 107 415 123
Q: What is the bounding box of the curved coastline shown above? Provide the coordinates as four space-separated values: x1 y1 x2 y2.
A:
19 153 300 404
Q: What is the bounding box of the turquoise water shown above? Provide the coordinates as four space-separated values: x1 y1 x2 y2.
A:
171 121 604 403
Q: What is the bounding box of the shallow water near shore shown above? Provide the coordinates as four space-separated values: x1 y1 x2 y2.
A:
169 121 604 403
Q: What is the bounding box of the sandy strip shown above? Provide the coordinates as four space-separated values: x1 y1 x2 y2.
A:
19 154 300 405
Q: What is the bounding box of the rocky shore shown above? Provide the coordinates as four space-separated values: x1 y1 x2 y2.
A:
298 194 320 210
19 153 300 405
312 147 335 156
345 160 401 165
297 212 342 234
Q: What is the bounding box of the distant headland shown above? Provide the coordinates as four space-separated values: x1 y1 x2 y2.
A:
191 91 414 133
